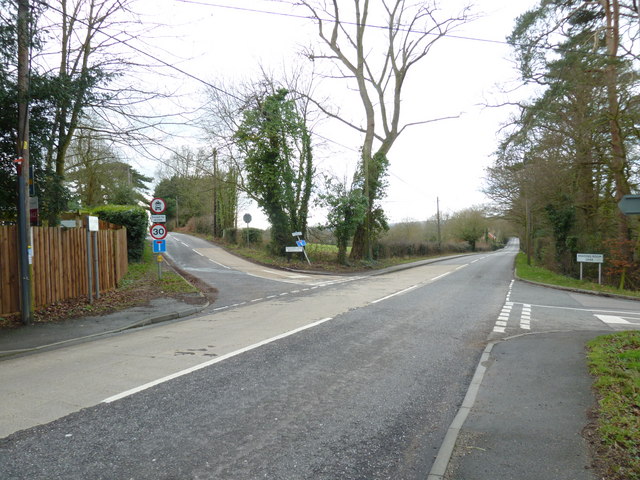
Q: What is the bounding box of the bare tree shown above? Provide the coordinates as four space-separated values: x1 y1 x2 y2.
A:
298 0 471 259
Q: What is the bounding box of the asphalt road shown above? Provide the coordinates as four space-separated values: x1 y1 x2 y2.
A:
2 238 638 479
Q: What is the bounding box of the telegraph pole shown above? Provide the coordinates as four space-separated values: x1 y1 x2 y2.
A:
17 0 32 324
436 197 442 251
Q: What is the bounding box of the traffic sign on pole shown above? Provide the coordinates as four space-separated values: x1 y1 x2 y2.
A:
153 239 167 253
150 223 167 240
150 197 166 214
618 195 640 215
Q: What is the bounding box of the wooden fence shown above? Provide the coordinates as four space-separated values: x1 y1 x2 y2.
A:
0 221 128 315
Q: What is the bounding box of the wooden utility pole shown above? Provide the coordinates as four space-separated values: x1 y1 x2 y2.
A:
436 197 442 250
17 0 32 325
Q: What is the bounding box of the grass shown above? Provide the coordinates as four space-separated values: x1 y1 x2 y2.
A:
124 244 198 294
587 331 640 480
223 241 458 273
514 252 640 298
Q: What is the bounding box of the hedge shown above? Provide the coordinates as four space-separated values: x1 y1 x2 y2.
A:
91 205 148 262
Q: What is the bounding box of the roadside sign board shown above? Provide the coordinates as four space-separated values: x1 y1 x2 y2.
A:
292 232 303 237
153 239 167 253
286 246 304 253
150 197 166 214
618 195 640 215
296 240 307 247
150 223 167 240
87 215 99 232
243 213 252 224
150 214 166 223
576 253 603 264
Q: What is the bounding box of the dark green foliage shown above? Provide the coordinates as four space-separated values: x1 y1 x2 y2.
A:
235 88 314 256
318 176 368 264
91 205 148 262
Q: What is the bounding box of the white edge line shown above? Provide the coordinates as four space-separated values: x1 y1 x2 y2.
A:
208 259 230 269
103 317 335 404
371 284 419 304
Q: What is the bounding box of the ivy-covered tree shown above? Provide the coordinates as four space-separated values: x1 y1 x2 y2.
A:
235 88 314 255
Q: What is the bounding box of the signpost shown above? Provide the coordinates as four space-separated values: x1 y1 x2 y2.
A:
149 198 167 279
86 215 100 303
618 195 640 215
243 213 252 245
577 253 604 284
289 231 310 265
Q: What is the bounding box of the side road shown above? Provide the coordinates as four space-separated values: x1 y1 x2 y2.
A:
0 251 473 357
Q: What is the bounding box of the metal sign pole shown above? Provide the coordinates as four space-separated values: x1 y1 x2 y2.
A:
93 231 100 299
86 218 93 304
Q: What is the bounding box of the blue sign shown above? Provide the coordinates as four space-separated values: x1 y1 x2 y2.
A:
153 239 166 253
296 240 307 247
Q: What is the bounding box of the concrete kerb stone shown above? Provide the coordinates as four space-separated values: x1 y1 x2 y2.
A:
427 340 496 480
514 271 640 302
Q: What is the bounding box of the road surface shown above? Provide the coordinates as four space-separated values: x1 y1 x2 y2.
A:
1 237 638 479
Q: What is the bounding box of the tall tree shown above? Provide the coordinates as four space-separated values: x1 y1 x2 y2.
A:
235 88 314 255
299 0 470 259
488 0 640 286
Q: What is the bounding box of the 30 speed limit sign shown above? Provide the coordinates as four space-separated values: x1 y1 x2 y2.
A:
150 223 167 240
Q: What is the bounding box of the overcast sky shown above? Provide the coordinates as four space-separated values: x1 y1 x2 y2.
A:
131 0 539 228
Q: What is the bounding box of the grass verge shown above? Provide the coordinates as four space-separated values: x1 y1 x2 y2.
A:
515 252 640 298
587 331 640 480
222 242 466 273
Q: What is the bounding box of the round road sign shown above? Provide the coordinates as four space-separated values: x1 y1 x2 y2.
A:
150 197 166 214
243 213 252 224
150 223 167 240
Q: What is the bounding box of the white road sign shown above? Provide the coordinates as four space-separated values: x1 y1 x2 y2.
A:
576 253 603 264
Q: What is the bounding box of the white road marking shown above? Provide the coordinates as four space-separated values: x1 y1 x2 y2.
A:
262 269 309 279
102 317 335 403
208 258 230 269
595 314 630 324
371 284 419 304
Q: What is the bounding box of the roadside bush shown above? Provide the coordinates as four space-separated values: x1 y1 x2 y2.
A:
374 240 471 259
91 205 148 262
222 227 264 245
185 215 215 236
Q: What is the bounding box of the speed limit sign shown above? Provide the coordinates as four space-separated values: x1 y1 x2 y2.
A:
150 223 167 240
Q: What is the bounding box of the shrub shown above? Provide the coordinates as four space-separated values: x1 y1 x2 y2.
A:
91 205 148 262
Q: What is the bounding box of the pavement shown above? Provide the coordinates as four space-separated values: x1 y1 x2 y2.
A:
0 259 608 480
0 297 208 358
